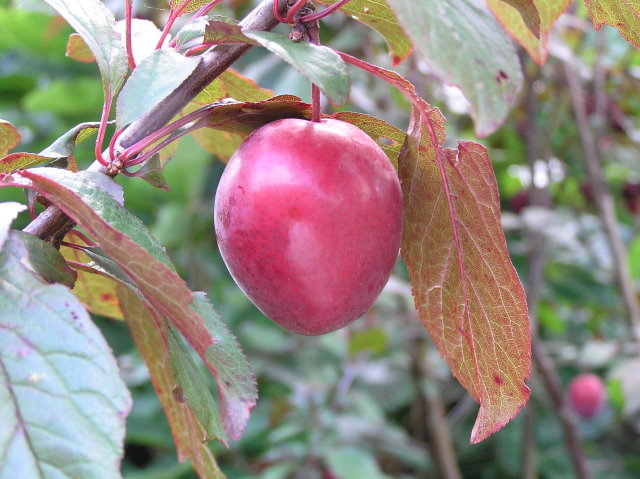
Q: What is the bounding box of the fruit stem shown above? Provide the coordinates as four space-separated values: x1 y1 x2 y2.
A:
156 0 191 50
94 92 113 166
124 0 136 69
301 0 354 23
309 24 321 122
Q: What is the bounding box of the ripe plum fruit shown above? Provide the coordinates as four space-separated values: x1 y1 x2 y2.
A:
214 118 403 335
567 373 606 419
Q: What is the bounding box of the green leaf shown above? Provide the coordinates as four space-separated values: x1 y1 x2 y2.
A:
317 0 413 64
175 15 239 51
118 286 225 478
243 30 351 106
116 49 201 128
586 0 640 48
0 168 257 440
167 325 227 443
387 0 523 136
43 0 128 97
0 232 131 478
324 448 391 479
9 230 77 287
0 119 21 156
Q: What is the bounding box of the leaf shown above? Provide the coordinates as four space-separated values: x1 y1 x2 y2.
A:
387 0 523 137
44 0 128 97
118 286 225 479
487 0 572 65
66 32 96 62
170 0 211 15
174 15 238 51
317 0 413 65
243 30 351 106
331 111 405 169
0 231 131 478
398 112 531 443
498 0 541 37
219 70 273 102
0 119 21 156
116 49 201 128
0 202 26 249
136 154 172 190
205 19 257 45
585 0 640 48
60 233 124 320
0 168 257 440
0 123 98 174
192 128 245 162
114 19 165 64
338 53 530 442
10 231 77 287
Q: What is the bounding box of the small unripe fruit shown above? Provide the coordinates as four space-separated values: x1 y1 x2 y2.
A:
567 373 606 419
214 118 403 335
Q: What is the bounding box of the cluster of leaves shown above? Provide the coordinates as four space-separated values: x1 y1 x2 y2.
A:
1 0 639 478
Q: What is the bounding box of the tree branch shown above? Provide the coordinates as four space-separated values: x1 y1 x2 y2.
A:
23 0 283 241
563 59 640 352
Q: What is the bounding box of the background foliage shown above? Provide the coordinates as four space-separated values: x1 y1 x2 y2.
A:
1 0 640 478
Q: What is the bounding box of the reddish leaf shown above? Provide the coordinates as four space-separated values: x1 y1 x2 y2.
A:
0 168 256 440
118 286 225 478
339 52 530 442
488 0 572 65
585 0 640 48
204 20 258 45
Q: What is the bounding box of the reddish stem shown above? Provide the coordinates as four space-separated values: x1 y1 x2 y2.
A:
108 127 125 160
273 0 288 23
168 0 224 48
285 0 308 24
95 92 113 166
185 43 212 56
125 0 136 69
119 105 214 165
67 228 98 247
156 0 191 50
301 0 354 23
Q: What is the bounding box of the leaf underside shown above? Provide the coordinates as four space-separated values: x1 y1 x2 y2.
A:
585 0 640 48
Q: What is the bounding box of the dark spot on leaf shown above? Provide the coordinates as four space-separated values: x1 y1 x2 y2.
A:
100 293 114 301
378 136 397 146
494 374 503 385
496 70 509 84
172 386 185 403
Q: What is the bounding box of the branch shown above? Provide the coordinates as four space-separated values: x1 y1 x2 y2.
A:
519 55 592 479
23 0 283 241
563 59 640 352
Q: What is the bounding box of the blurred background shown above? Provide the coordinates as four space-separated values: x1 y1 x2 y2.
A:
1 0 640 477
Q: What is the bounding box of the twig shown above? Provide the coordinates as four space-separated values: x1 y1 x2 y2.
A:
522 59 592 479
563 60 640 351
409 334 462 479
22 0 283 241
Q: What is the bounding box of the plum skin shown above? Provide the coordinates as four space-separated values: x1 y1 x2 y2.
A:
214 118 403 335
567 373 606 419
